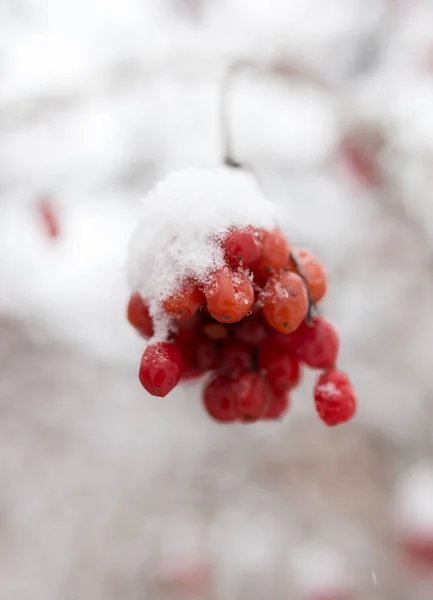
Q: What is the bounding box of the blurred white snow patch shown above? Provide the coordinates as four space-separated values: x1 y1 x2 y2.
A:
232 76 339 166
290 544 353 598
127 166 277 336
0 195 139 362
0 30 98 102
394 463 433 536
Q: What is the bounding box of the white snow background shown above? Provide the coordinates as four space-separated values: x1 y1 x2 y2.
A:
2 0 433 598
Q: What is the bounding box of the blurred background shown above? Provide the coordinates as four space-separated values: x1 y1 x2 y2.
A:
2 0 433 598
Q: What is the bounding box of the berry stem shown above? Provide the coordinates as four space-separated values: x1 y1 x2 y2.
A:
288 251 316 326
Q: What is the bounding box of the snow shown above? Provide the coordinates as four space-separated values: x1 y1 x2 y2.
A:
395 464 433 536
127 166 277 338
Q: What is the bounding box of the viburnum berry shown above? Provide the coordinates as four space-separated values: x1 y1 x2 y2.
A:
195 335 220 372
173 329 202 380
401 534 433 573
127 292 154 338
163 279 205 321
202 322 230 340
37 197 60 240
261 228 290 271
258 337 300 393
261 271 308 334
204 267 254 324
263 390 290 419
314 369 356 426
219 340 253 377
139 342 183 397
203 375 237 423
222 226 262 269
289 316 339 370
288 246 327 304
232 371 269 422
233 314 269 347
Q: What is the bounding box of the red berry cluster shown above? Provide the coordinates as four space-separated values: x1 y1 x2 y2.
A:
127 227 357 426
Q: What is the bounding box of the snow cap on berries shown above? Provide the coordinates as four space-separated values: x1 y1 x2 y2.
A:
394 463 433 537
127 167 278 339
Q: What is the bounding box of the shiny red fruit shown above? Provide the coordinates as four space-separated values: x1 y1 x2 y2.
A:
261 271 308 334
139 342 183 397
314 369 356 426
220 340 253 377
256 228 290 274
163 279 204 321
203 376 237 423
222 226 262 269
289 316 339 370
127 292 154 338
202 322 230 341
195 336 220 372
263 390 290 419
258 337 300 393
232 371 269 423
233 314 269 347
204 267 254 324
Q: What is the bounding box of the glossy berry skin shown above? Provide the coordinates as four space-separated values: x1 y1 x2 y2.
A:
37 197 60 240
314 369 356 426
401 534 433 573
220 340 253 377
258 337 300 393
202 322 229 341
203 376 237 423
233 314 269 347
289 316 339 370
222 226 262 269
260 228 290 271
127 292 154 338
263 390 290 419
204 267 254 324
139 342 183 397
232 371 269 422
163 279 205 321
288 246 327 304
174 330 202 380
195 336 220 372
261 271 308 334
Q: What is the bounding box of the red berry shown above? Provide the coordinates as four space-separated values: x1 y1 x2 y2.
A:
314 369 356 426
233 314 269 347
203 376 237 423
258 337 300 393
204 267 254 324
174 330 202 380
220 340 253 377
261 271 308 334
195 336 220 372
222 226 262 269
139 342 183 397
163 279 204 321
255 228 290 275
202 322 230 340
263 390 290 419
127 292 154 338
290 316 339 370
401 534 433 573
232 371 269 422
288 246 327 304
37 197 60 240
